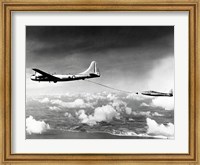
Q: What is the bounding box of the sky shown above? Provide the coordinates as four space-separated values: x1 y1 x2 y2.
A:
26 26 174 96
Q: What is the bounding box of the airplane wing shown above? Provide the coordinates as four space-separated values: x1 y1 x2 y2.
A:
32 68 61 80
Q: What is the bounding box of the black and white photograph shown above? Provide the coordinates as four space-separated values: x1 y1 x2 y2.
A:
26 26 174 139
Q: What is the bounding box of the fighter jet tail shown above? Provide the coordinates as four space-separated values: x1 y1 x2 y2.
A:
79 61 100 76
169 89 173 96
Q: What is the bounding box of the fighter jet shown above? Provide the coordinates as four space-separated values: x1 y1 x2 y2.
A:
31 61 100 83
140 89 173 97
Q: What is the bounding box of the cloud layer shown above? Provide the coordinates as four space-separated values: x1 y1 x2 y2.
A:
26 92 174 138
50 98 94 109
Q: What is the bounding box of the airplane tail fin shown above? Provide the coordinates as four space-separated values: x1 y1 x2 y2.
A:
169 89 173 96
79 61 100 76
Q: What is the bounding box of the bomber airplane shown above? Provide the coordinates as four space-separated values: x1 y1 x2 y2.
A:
138 89 173 97
31 61 100 83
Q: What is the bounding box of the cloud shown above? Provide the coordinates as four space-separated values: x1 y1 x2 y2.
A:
49 106 61 111
76 110 88 121
26 116 50 134
125 107 132 115
151 97 174 110
110 99 132 115
92 105 120 122
107 93 118 101
126 93 147 101
82 92 107 102
51 98 93 109
152 112 164 117
111 99 127 111
132 111 151 117
140 102 150 107
39 97 50 103
132 111 163 117
27 26 173 58
76 105 120 126
76 110 96 126
146 118 174 137
65 92 76 97
64 112 72 118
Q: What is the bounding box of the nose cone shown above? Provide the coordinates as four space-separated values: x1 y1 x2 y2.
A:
31 75 36 80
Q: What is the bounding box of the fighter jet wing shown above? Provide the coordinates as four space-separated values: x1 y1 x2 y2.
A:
32 68 61 80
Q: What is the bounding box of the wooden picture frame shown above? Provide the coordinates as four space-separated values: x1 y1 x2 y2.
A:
0 0 199 164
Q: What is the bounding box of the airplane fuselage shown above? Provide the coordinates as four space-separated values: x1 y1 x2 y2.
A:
141 91 173 97
141 93 172 97
31 73 100 83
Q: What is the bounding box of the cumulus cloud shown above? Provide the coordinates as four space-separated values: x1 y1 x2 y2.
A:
76 110 96 126
140 102 150 107
126 93 147 101
151 97 174 110
152 112 164 117
111 99 127 112
26 116 50 134
132 111 151 117
51 98 93 109
76 105 120 126
76 110 88 121
125 107 132 115
92 105 120 122
81 93 106 102
107 93 118 101
65 92 77 97
49 106 61 111
146 118 174 138
39 97 50 103
64 112 72 118
50 99 63 104
132 111 163 117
